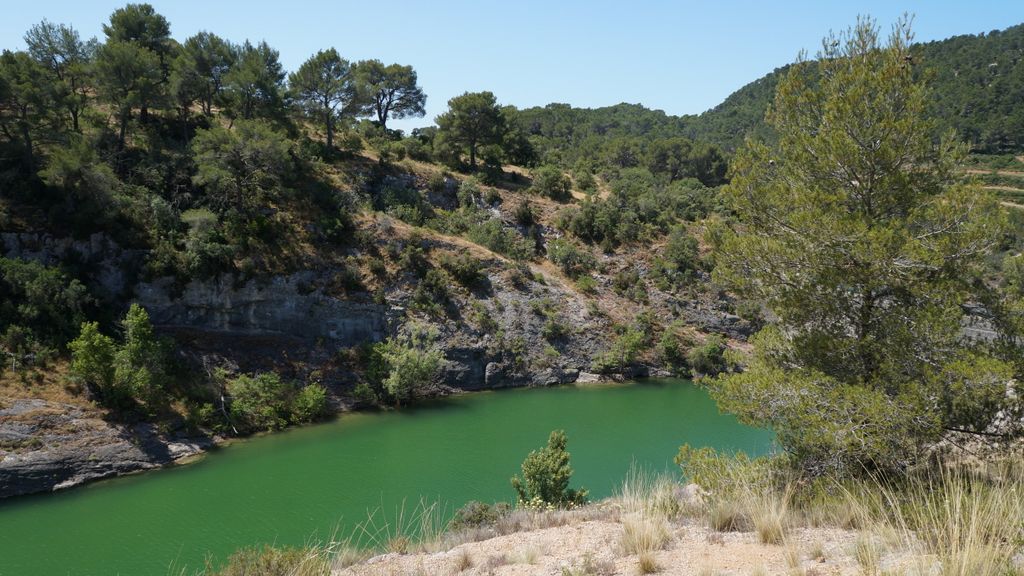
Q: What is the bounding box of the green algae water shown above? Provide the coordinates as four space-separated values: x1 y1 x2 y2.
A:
0 379 771 575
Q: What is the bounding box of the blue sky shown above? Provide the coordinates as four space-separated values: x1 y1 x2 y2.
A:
2 1 1022 132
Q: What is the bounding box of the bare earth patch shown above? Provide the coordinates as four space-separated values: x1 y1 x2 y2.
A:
336 516 876 576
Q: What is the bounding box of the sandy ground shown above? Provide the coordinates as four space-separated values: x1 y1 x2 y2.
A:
335 516 891 576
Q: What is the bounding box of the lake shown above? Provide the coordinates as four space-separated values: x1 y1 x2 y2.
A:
0 379 772 575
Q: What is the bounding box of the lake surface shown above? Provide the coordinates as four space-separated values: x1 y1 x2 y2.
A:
0 379 772 575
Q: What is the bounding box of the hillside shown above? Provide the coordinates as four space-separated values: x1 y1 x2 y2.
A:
685 23 1024 152
0 4 751 497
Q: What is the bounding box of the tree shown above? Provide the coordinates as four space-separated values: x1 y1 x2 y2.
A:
707 18 1015 474
102 3 172 67
113 303 170 413
353 59 425 130
170 31 234 117
0 50 63 170
0 257 89 348
435 91 506 169
222 40 285 122
102 3 172 121
511 430 588 507
69 322 116 400
289 48 356 149
23 20 95 131
191 120 292 213
93 40 163 149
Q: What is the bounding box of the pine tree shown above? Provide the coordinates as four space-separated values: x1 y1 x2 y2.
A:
708 17 1017 474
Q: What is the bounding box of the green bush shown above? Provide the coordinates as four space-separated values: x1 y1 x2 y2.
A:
450 501 511 530
511 430 588 507
531 165 572 201
192 120 293 215
411 268 451 315
546 238 595 279
466 219 534 261
456 178 479 207
290 384 329 423
226 372 292 432
592 327 646 373
68 322 117 401
69 304 172 414
372 326 444 406
575 274 597 294
512 200 535 226
439 253 487 289
210 545 329 576
686 335 727 377
0 257 90 349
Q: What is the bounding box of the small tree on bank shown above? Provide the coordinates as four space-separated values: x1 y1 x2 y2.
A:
372 325 444 407
511 429 588 507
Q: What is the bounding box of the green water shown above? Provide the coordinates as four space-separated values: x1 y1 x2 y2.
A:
0 379 771 575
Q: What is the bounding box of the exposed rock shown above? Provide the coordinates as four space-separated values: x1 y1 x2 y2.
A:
0 399 212 499
135 272 391 346
575 371 605 384
1 232 143 302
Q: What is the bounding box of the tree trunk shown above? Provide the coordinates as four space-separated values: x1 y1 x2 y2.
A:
118 109 129 151
20 123 34 172
469 140 477 169
325 108 334 149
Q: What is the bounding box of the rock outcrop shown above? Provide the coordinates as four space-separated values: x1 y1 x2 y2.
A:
0 399 212 499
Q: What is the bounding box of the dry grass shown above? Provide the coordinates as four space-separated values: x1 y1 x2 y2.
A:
350 498 448 554
451 547 472 572
637 551 661 574
509 544 544 565
862 464 1024 576
620 513 671 556
616 468 675 558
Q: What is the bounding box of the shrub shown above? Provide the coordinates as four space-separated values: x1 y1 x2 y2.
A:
511 430 588 507
211 545 330 576
411 268 451 315
542 318 569 341
546 238 595 279
226 372 292 432
427 172 447 193
113 304 172 413
450 501 511 530
531 165 572 201
483 187 502 205
439 253 487 289
574 169 596 192
372 326 444 406
352 381 379 406
512 200 535 226
686 335 726 377
0 257 90 349
290 384 329 423
467 219 534 261
192 120 293 215
592 327 646 373
575 274 597 294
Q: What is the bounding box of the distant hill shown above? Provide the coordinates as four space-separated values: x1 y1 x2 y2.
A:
685 23 1024 152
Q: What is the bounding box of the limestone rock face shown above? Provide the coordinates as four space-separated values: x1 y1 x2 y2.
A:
0 399 211 499
134 272 389 345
